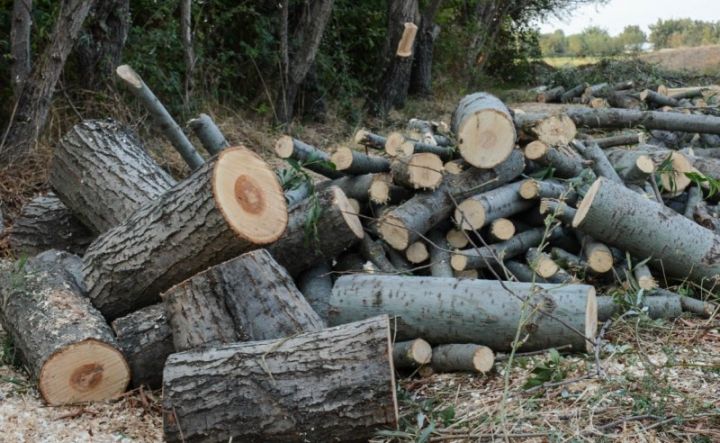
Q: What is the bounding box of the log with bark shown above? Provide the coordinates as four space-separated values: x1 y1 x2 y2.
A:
605 149 656 185
298 263 333 321
390 153 444 190
431 344 495 373
453 181 534 231
593 132 644 149
354 129 387 150
393 339 432 368
536 86 565 103
187 113 229 155
332 147 392 174
565 107 720 135
596 293 682 321
275 136 343 178
513 113 577 146
428 229 453 277
523 141 584 178
369 173 413 204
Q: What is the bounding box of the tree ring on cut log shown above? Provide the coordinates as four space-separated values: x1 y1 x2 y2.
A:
273 135 295 158
331 147 355 170
519 180 541 199
369 179 391 204
473 346 495 373
378 214 410 250
523 141 547 160
405 153 444 189
409 340 432 365
331 186 365 240
450 254 468 271
213 147 288 244
385 132 414 157
38 339 130 405
636 155 655 174
659 152 692 195
490 218 515 241
458 111 515 168
455 199 485 230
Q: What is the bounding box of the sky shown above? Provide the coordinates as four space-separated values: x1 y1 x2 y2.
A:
538 0 720 36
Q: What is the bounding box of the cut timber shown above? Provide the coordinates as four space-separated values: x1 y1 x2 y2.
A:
360 235 397 273
385 132 415 157
519 179 576 203
188 113 229 155
428 229 453 277
50 119 177 232
405 241 429 264
275 136 343 179
596 294 682 321
446 228 469 249
561 83 589 103
606 91 641 109
354 129 387 150
451 92 517 168
369 173 412 204
573 178 720 284
162 316 398 443
537 86 564 103
571 140 623 184
329 275 597 352
111 304 173 389
9 194 93 256
116 65 204 170
379 149 524 250
606 149 656 185
454 181 534 231
323 173 374 202
390 153 444 190
266 186 364 276
453 269 478 279
640 89 679 108
639 149 693 195
594 133 643 149
550 247 586 271
396 22 418 57
431 344 494 373
162 249 324 351
526 247 559 278
82 146 288 319
0 251 129 405
523 141 584 178
489 218 515 242
589 98 610 108
513 113 577 146
331 147 391 174
298 263 333 322
565 107 720 135
393 339 432 368
634 263 657 290
504 260 548 283
580 236 614 274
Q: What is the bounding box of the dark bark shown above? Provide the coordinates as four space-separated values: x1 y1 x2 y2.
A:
179 0 195 104
10 0 32 97
409 0 443 96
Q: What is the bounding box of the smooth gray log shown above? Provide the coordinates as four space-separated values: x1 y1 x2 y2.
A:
298 263 333 321
566 107 720 135
572 140 623 184
188 113 229 155
274 136 343 178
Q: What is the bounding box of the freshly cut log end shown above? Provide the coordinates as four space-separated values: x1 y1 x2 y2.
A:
583 240 613 274
531 115 576 146
331 147 356 170
391 153 444 190
369 174 392 204
393 339 432 368
453 269 478 279
450 254 469 271
405 241 429 264
116 64 142 89
444 160 465 175
431 344 495 373
523 140 548 161
657 151 693 195
527 248 559 278
331 147 390 174
489 218 515 241
39 339 130 406
274 135 296 158
636 155 655 174
454 199 485 230
347 198 361 215
396 22 418 57
385 132 414 157
519 180 541 199
378 214 411 250
446 228 469 248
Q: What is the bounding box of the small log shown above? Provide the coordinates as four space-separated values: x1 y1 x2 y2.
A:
162 316 398 443
323 173 375 202
298 263 333 321
451 92 517 168
513 113 577 146
111 304 174 389
526 247 559 278
579 235 614 274
679 293 718 318
9 194 94 256
369 173 412 204
572 140 623 184
537 86 565 103
565 107 720 135
82 147 288 319
407 118 438 145
453 269 479 279
428 229 453 277
360 235 397 273
523 141 584 178
334 252 371 275
116 65 204 169
454 182 534 231
354 129 387 150
405 240 429 264
503 260 548 283
684 186 702 220
596 294 682 321
594 133 643 149
393 339 432 368
162 249 324 351
550 247 586 272
640 149 693 195
284 180 312 208
396 22 418 57
384 132 415 157
390 153 444 190
640 89 679 108
0 251 129 405
519 179 576 203
431 344 495 373
329 275 597 352
573 178 720 284
633 263 657 290
488 218 515 242
384 244 414 273
561 83 590 103
50 119 177 232
446 228 469 248
332 147 391 174
606 91 641 109
404 139 455 159
589 98 610 108
187 113 229 155
605 149 656 185
274 136 343 179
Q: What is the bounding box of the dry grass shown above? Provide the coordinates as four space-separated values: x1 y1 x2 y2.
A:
639 45 720 75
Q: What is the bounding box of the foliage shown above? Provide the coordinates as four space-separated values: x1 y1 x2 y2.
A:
686 171 720 198
650 19 720 50
522 348 567 390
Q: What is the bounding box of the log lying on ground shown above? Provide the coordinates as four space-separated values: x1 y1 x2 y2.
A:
640 89 679 108
454 181 534 231
9 193 94 256
0 251 129 405
537 86 564 103
162 316 398 443
188 113 229 155
596 294 682 321
503 260 548 283
390 153 444 190
329 275 597 352
633 263 658 290
428 229 453 277
573 178 720 284
266 186 364 277
523 141 584 178
526 247 559 278
605 149 656 184
565 107 720 135
275 136 343 178
593 132 643 149
431 344 495 373
82 146 288 319
572 140 623 184
162 249 324 351
369 173 412 204
446 227 469 248
578 234 614 274
116 65 204 170
111 304 173 389
379 149 524 250
513 113 577 146
50 119 177 233
332 147 391 174
298 263 333 321
561 83 589 103
606 91 641 110
354 129 387 150
393 339 432 369
451 92 517 168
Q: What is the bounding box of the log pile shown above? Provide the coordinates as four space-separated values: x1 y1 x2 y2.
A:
2 84 720 441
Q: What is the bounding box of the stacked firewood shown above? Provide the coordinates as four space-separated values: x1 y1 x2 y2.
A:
1 80 720 442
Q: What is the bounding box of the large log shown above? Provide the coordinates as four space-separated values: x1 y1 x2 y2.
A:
50 119 177 233
573 178 720 284
162 249 324 351
82 146 288 319
162 316 398 443
329 275 597 352
8 193 94 256
111 304 174 389
0 251 129 405
266 186 364 276
453 181 534 231
274 136 343 178
565 108 720 135
451 93 516 168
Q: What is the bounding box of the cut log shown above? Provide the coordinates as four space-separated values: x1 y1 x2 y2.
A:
298 263 333 321
451 92 517 168
431 344 494 373
390 153 443 190
393 339 432 368
503 260 548 283
550 247 586 272
354 129 387 150
488 218 515 242
384 244 414 273
405 240 429 264
573 177 720 284
162 316 398 443
369 173 412 204
379 149 524 250
605 149 656 185
523 141 584 178
643 149 693 195
162 249 324 351
561 83 590 103
526 247 559 278
446 227 469 248
684 186 702 220
594 132 643 149
331 147 391 174
565 107 720 135
537 86 565 103
679 293 718 318
274 136 343 178
403 139 455 159
360 235 397 273
187 113 229 155
513 113 577 146
111 304 173 389
321 173 374 202
329 275 597 352
396 22 418 57
50 119 177 233
579 235 614 274
266 186 364 276
82 146 288 319
606 91 641 109
633 262 657 290
384 132 416 157
9 194 94 256
640 89 679 108
0 251 129 405
572 140 623 184
116 65 204 170
428 229 453 277
454 182 534 231
453 269 479 279
596 294 682 321
519 179 576 203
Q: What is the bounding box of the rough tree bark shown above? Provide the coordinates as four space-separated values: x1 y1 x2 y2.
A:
408 0 443 96
179 0 195 104
10 0 32 97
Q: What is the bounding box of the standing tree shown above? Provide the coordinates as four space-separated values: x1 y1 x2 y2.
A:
9 0 32 98
618 25 646 52
409 0 443 96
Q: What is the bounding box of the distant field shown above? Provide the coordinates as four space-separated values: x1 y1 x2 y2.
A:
541 56 603 67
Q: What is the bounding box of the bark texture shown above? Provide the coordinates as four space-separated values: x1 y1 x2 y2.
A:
298 263 333 321
10 0 32 96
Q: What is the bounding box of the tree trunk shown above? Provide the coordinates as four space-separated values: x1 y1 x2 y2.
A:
162 249 324 352
329 275 597 352
111 304 173 389
540 199 576 226
50 119 177 233
322 173 374 202
179 0 195 105
0 251 129 405
188 113 229 155
408 0 443 96
451 92 516 168
565 108 720 134
454 181 533 231
162 316 398 443
431 344 494 373
265 186 364 277
1 0 96 164
8 193 94 256
82 147 288 319
274 136 344 178
10 0 32 97
393 339 432 368
360 235 397 273
573 178 720 285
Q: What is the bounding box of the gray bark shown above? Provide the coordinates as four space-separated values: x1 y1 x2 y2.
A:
566 107 720 135
428 229 453 277
274 136 344 178
454 181 534 231
393 338 432 368
523 142 585 178
594 133 643 149
298 263 333 321
596 294 682 321
360 235 397 273
332 148 391 174
503 260 548 283
641 89 679 108
605 149 655 185
322 174 374 202
520 179 577 204
537 86 564 103
354 130 387 150
431 344 494 373
572 140 623 184
187 114 229 155
561 83 589 103
684 186 702 220
10 0 32 97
